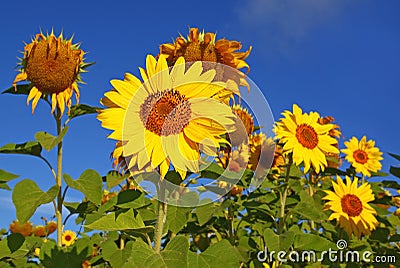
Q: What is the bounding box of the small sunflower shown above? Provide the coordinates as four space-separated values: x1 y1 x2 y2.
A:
341 136 383 177
13 31 90 115
98 55 236 179
62 230 77 247
274 104 339 173
160 28 251 89
323 176 378 237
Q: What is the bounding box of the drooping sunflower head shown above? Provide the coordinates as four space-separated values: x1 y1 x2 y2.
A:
341 136 383 177
247 133 275 178
160 28 252 90
274 104 339 173
323 176 378 237
9 220 33 237
317 116 341 168
13 30 91 115
232 104 254 136
62 230 77 247
98 55 237 179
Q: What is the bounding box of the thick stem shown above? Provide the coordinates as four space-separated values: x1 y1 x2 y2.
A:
55 109 63 247
154 181 166 253
278 156 292 234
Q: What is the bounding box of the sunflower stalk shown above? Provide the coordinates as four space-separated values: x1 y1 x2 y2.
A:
55 108 64 247
154 181 167 253
278 156 292 234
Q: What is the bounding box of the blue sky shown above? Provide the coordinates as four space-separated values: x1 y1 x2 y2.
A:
0 0 399 230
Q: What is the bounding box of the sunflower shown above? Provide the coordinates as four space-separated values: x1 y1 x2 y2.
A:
160 28 252 89
323 176 378 237
32 225 46 237
274 104 339 173
62 230 77 247
98 55 236 179
248 133 276 178
341 136 383 177
318 116 341 169
13 31 90 115
9 220 33 237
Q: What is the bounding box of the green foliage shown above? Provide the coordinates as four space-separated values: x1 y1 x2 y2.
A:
85 209 146 231
0 141 42 157
68 104 100 120
12 179 59 223
0 170 19 190
2 84 31 96
64 170 102 205
35 127 69 151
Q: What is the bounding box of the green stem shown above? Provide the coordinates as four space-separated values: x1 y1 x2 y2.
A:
227 193 235 245
154 181 167 253
278 156 292 234
55 109 63 247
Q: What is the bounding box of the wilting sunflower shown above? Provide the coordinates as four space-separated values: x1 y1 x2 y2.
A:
9 220 33 237
274 104 339 173
323 176 378 237
248 133 275 178
98 55 236 179
62 230 77 247
341 136 383 177
160 28 251 90
13 31 90 115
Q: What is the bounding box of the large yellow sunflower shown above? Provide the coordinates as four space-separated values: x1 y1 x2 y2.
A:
341 136 383 177
274 104 339 173
98 55 236 179
13 31 90 115
160 28 251 90
323 176 378 237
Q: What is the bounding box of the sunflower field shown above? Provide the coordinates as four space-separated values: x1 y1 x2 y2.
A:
0 28 399 268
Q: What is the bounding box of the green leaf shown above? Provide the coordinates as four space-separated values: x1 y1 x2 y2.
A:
263 229 294 252
102 240 134 268
0 170 19 183
294 233 336 251
2 84 31 95
116 190 150 209
35 127 69 151
85 209 146 231
188 240 241 268
0 141 42 157
128 240 155 267
195 199 218 226
166 205 193 233
64 201 98 215
105 170 129 189
0 233 28 260
390 166 400 178
389 152 400 162
0 170 19 191
12 179 59 223
68 104 100 120
292 191 327 222
64 169 102 205
40 239 90 268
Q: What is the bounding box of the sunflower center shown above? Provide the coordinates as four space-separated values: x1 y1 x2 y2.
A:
65 235 72 241
140 90 191 136
341 194 363 217
25 37 81 93
353 149 368 164
295 124 319 149
183 42 223 63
